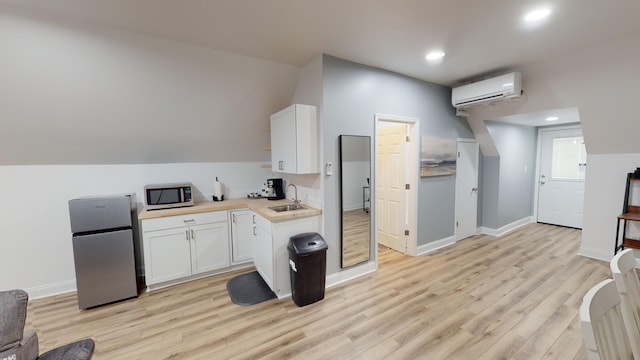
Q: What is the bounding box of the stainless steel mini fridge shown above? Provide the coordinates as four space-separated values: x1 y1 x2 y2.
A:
69 194 143 309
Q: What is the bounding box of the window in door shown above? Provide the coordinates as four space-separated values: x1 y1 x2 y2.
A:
551 137 587 180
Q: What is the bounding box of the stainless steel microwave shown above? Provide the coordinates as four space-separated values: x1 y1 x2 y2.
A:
144 183 194 210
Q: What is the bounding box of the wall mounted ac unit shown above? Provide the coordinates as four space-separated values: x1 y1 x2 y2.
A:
451 72 522 109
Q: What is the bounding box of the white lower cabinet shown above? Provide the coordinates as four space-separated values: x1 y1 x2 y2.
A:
140 206 319 294
142 227 192 284
251 212 320 298
141 211 230 288
190 222 230 274
230 209 253 264
252 213 274 289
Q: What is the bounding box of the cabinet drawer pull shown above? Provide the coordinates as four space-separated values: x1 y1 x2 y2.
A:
183 219 195 224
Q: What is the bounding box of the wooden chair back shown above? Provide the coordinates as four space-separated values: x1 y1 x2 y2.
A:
611 248 640 358
580 279 634 360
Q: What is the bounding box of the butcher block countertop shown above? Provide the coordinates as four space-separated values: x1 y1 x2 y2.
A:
138 198 322 223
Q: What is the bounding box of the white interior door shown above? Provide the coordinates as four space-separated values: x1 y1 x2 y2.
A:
376 124 407 253
537 128 586 229
455 140 479 241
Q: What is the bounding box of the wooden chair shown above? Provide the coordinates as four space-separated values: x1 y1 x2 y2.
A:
580 279 634 360
611 248 640 358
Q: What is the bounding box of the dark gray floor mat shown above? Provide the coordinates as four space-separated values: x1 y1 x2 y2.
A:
226 271 276 306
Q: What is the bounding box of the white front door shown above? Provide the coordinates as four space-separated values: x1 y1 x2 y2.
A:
376 124 408 253
455 140 479 241
537 127 586 229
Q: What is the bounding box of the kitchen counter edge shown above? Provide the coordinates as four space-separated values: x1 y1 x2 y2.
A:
138 198 322 223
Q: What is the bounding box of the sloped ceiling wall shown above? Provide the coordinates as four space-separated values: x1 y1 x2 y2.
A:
0 5 300 165
467 33 640 156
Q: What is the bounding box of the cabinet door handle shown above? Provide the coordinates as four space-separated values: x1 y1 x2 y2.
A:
191 229 194 239
185 230 189 240
253 227 257 236
279 161 284 170
232 214 236 223
252 215 256 224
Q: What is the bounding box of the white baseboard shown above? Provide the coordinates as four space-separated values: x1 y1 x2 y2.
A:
578 246 612 262
479 216 534 237
415 236 455 256
326 261 377 289
147 262 254 292
25 280 76 300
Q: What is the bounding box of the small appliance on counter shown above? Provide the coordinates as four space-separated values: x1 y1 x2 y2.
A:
213 177 224 201
144 182 194 210
69 194 144 309
247 192 265 199
266 178 285 200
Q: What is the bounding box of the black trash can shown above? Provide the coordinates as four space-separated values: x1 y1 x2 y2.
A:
288 232 328 307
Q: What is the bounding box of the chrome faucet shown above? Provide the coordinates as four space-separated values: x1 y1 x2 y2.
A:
287 183 300 205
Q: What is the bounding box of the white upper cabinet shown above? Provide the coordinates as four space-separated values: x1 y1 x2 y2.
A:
270 104 319 174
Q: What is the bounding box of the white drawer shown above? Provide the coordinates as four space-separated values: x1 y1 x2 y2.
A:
252 212 271 234
142 211 227 232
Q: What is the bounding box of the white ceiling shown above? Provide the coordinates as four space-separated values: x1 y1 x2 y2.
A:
2 0 640 87
491 106 581 127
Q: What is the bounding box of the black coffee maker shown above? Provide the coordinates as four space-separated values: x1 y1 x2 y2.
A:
266 178 285 200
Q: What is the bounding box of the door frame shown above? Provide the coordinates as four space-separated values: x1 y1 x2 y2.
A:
454 139 479 241
374 114 419 257
533 124 583 223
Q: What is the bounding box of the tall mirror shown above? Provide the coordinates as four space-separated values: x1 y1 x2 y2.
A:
340 135 371 268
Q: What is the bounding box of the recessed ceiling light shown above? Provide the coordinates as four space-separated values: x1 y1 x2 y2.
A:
524 8 551 22
426 51 445 62
545 116 559 121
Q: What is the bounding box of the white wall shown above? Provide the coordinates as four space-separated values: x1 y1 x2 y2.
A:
467 33 640 260
579 154 640 260
0 5 312 298
282 55 324 209
0 163 273 298
0 5 300 165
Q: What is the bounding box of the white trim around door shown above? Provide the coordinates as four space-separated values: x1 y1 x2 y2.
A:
374 114 419 258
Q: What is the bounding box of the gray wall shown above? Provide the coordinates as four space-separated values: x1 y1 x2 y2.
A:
321 55 473 273
481 121 537 228
480 156 500 229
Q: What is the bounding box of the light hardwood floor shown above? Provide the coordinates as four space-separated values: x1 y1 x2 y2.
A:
25 223 609 359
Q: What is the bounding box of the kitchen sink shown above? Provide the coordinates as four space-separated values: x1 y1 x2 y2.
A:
269 204 306 212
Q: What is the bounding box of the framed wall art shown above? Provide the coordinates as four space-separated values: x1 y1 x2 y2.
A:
420 136 456 177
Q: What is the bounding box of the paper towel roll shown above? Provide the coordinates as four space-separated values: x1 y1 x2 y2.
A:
213 177 224 201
